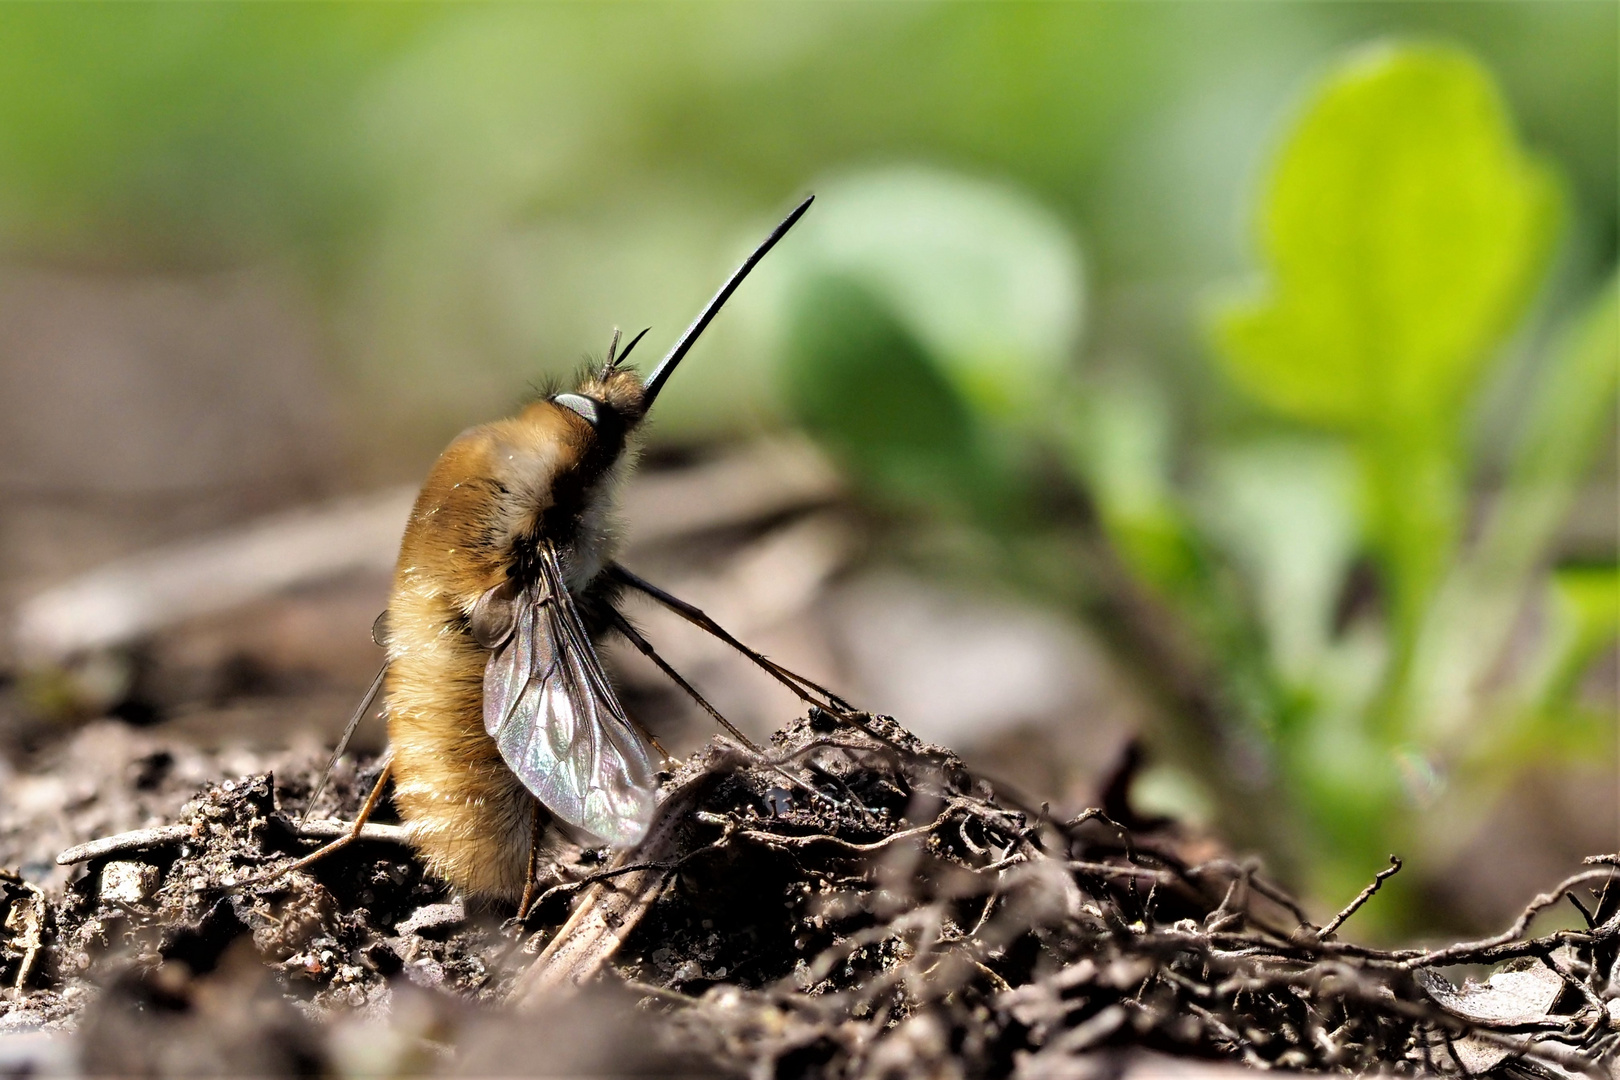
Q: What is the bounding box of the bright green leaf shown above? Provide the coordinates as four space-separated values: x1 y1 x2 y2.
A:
773 167 1084 424
1214 43 1560 435
780 272 992 519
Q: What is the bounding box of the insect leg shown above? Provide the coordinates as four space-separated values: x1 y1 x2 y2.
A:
517 796 546 921
606 563 855 711
608 609 844 811
608 608 762 754
276 754 394 878
299 660 388 829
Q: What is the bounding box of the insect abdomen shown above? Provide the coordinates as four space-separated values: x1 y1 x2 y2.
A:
383 418 579 899
385 617 537 900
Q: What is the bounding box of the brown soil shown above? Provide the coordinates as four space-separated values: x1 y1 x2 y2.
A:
0 711 1615 1078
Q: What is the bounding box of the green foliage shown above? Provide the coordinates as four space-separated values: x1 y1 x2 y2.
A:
0 5 1609 439
1215 45 1559 435
775 169 1083 523
774 43 1615 930
1199 440 1358 687
1060 374 1201 592
1215 45 1561 649
783 272 993 520
0 6 436 265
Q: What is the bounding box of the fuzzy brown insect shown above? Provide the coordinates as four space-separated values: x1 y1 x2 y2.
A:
293 197 842 903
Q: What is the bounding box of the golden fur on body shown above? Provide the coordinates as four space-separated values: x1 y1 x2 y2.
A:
384 369 645 900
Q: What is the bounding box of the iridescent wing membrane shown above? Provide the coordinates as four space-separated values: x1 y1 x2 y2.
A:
479 544 657 847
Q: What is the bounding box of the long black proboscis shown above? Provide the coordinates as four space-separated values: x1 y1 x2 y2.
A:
639 194 814 409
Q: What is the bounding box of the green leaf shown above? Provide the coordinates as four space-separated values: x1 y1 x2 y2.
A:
771 167 1084 520
781 272 992 518
1214 43 1560 436
775 167 1084 425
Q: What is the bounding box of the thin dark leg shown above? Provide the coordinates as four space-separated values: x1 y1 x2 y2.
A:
517 796 546 921
606 565 921 765
607 563 854 711
640 725 674 766
299 661 388 829
608 609 764 755
608 609 843 810
277 756 394 878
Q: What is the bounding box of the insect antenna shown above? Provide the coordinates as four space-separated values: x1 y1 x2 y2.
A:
639 194 813 409
598 326 651 381
611 326 651 371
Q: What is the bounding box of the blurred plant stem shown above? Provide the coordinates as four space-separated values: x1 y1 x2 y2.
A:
988 516 1301 876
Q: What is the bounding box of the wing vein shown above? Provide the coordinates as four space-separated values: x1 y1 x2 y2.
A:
480 543 657 847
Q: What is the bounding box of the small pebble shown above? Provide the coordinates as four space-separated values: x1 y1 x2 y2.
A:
396 899 465 937
99 861 159 905
405 957 445 988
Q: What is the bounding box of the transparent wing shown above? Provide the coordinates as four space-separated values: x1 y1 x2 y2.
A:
482 545 657 847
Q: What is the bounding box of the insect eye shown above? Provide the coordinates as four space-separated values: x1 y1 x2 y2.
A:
553 393 600 427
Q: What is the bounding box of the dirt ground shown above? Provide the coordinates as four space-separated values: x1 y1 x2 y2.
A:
0 707 1614 1078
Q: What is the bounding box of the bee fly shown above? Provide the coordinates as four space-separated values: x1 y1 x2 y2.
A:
291 196 849 905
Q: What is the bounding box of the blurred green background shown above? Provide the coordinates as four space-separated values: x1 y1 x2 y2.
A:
0 2 1613 934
